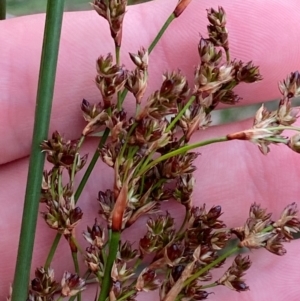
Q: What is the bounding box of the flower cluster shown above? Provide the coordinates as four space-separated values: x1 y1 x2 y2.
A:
26 3 300 301
217 254 251 292
40 132 85 236
227 72 300 154
24 268 85 301
233 203 300 255
92 0 127 47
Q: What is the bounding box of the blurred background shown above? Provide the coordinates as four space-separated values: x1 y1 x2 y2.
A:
6 0 293 125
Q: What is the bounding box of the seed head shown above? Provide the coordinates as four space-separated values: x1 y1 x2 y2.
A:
198 38 222 65
273 202 300 240
288 134 300 153
136 268 160 292
30 267 58 298
41 132 87 172
83 219 106 248
173 0 192 17
85 245 104 274
92 0 127 47
206 7 228 50
60 272 85 297
217 255 251 292
232 60 262 83
129 47 148 70
42 195 83 235
279 71 300 98
277 97 299 126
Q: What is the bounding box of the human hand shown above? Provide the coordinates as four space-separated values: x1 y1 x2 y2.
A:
1 0 300 300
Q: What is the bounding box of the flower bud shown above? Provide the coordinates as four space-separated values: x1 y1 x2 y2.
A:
198 38 222 65
129 47 148 70
60 272 85 297
279 71 300 98
173 0 192 17
136 268 160 292
288 134 300 153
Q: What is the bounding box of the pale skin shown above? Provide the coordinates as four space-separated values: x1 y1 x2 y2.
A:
1 0 300 300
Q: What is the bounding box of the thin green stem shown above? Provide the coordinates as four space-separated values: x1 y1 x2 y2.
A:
70 136 86 186
148 12 176 53
74 128 110 202
119 12 176 106
267 125 300 132
225 49 230 63
85 277 98 285
58 172 63 196
72 251 80 273
96 270 103 284
118 122 138 161
166 95 195 132
71 251 81 301
70 236 84 254
11 2 65 300
116 290 137 301
264 137 288 144
45 233 61 269
116 44 123 110
136 136 229 177
0 0 5 20
135 149 155 176
98 231 121 301
115 45 121 65
201 282 218 289
184 246 239 287
176 208 190 239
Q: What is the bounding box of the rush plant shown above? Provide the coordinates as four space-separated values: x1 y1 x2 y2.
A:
7 1 300 301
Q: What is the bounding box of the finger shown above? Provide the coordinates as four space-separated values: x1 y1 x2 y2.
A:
1 117 300 298
1 0 300 164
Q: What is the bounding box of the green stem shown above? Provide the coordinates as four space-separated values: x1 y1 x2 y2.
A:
264 137 288 144
115 45 121 65
116 290 137 301
98 231 121 301
70 136 86 186
225 49 230 63
148 12 176 53
11 2 65 300
201 282 218 289
266 125 300 132
176 208 190 239
44 233 61 269
70 235 84 254
116 44 122 110
166 95 195 132
119 12 176 106
184 246 239 287
137 136 228 177
71 251 81 301
75 128 110 202
84 275 98 284
0 0 5 20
